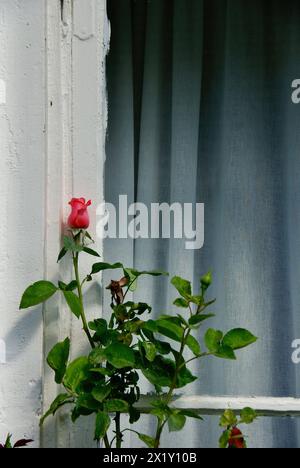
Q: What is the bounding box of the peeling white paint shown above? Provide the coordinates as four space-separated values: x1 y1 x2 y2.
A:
0 339 6 364
0 0 108 448
0 79 6 104
41 0 108 448
0 0 46 447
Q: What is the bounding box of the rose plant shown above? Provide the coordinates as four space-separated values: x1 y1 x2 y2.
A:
0 434 33 449
219 408 257 449
20 198 258 448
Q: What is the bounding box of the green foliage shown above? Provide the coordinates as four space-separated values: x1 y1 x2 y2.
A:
41 394 74 425
63 357 90 393
47 337 70 384
222 329 258 350
219 409 238 428
138 434 156 448
19 281 58 309
168 412 187 432
63 291 81 319
205 327 256 360
219 408 258 449
95 412 111 440
240 407 258 424
104 399 129 413
105 343 135 369
21 229 258 449
171 276 192 299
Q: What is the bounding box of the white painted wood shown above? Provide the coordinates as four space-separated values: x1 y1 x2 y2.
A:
0 79 6 104
42 0 109 448
137 395 300 417
0 0 46 448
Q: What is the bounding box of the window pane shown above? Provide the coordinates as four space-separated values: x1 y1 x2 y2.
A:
105 0 300 410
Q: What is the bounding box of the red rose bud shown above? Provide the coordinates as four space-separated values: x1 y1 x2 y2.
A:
228 427 245 449
68 198 91 229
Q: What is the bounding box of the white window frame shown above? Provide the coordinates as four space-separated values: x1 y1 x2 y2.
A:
44 0 300 447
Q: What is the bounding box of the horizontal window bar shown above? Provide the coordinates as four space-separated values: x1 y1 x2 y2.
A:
137 395 300 417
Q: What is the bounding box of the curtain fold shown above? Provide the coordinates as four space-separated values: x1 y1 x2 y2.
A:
105 0 300 447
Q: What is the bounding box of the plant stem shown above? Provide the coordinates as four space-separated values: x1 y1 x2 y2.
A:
154 328 191 448
115 412 122 448
103 434 110 449
73 252 95 349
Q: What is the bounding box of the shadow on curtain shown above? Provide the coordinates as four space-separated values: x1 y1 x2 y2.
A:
105 0 300 448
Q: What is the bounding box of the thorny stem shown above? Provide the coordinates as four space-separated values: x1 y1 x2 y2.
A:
103 434 110 449
154 328 191 448
115 412 122 448
73 251 95 349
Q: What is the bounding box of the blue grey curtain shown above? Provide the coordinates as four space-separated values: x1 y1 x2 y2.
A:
105 0 300 448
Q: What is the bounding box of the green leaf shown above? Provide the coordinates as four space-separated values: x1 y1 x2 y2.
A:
105 343 135 369
104 399 129 413
92 386 111 403
125 268 168 278
123 268 168 292
186 334 201 356
178 409 203 421
91 262 123 275
142 320 158 333
76 393 101 411
142 342 157 362
57 247 67 263
65 280 78 291
214 345 236 360
223 329 258 350
168 413 186 432
89 319 107 333
63 357 90 393
90 368 113 377
240 407 257 424
71 406 93 422
156 319 184 342
155 340 172 355
173 298 189 308
138 434 156 448
204 328 223 353
189 314 215 327
63 236 83 253
171 276 192 299
63 291 81 319
4 435 12 448
40 394 73 425
150 408 167 423
89 348 107 366
219 409 238 428
123 268 139 291
20 281 58 309
189 295 204 306
219 430 230 449
95 412 111 440
129 406 141 424
83 247 101 258
176 364 198 388
142 356 174 388
47 338 70 384
85 231 93 241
